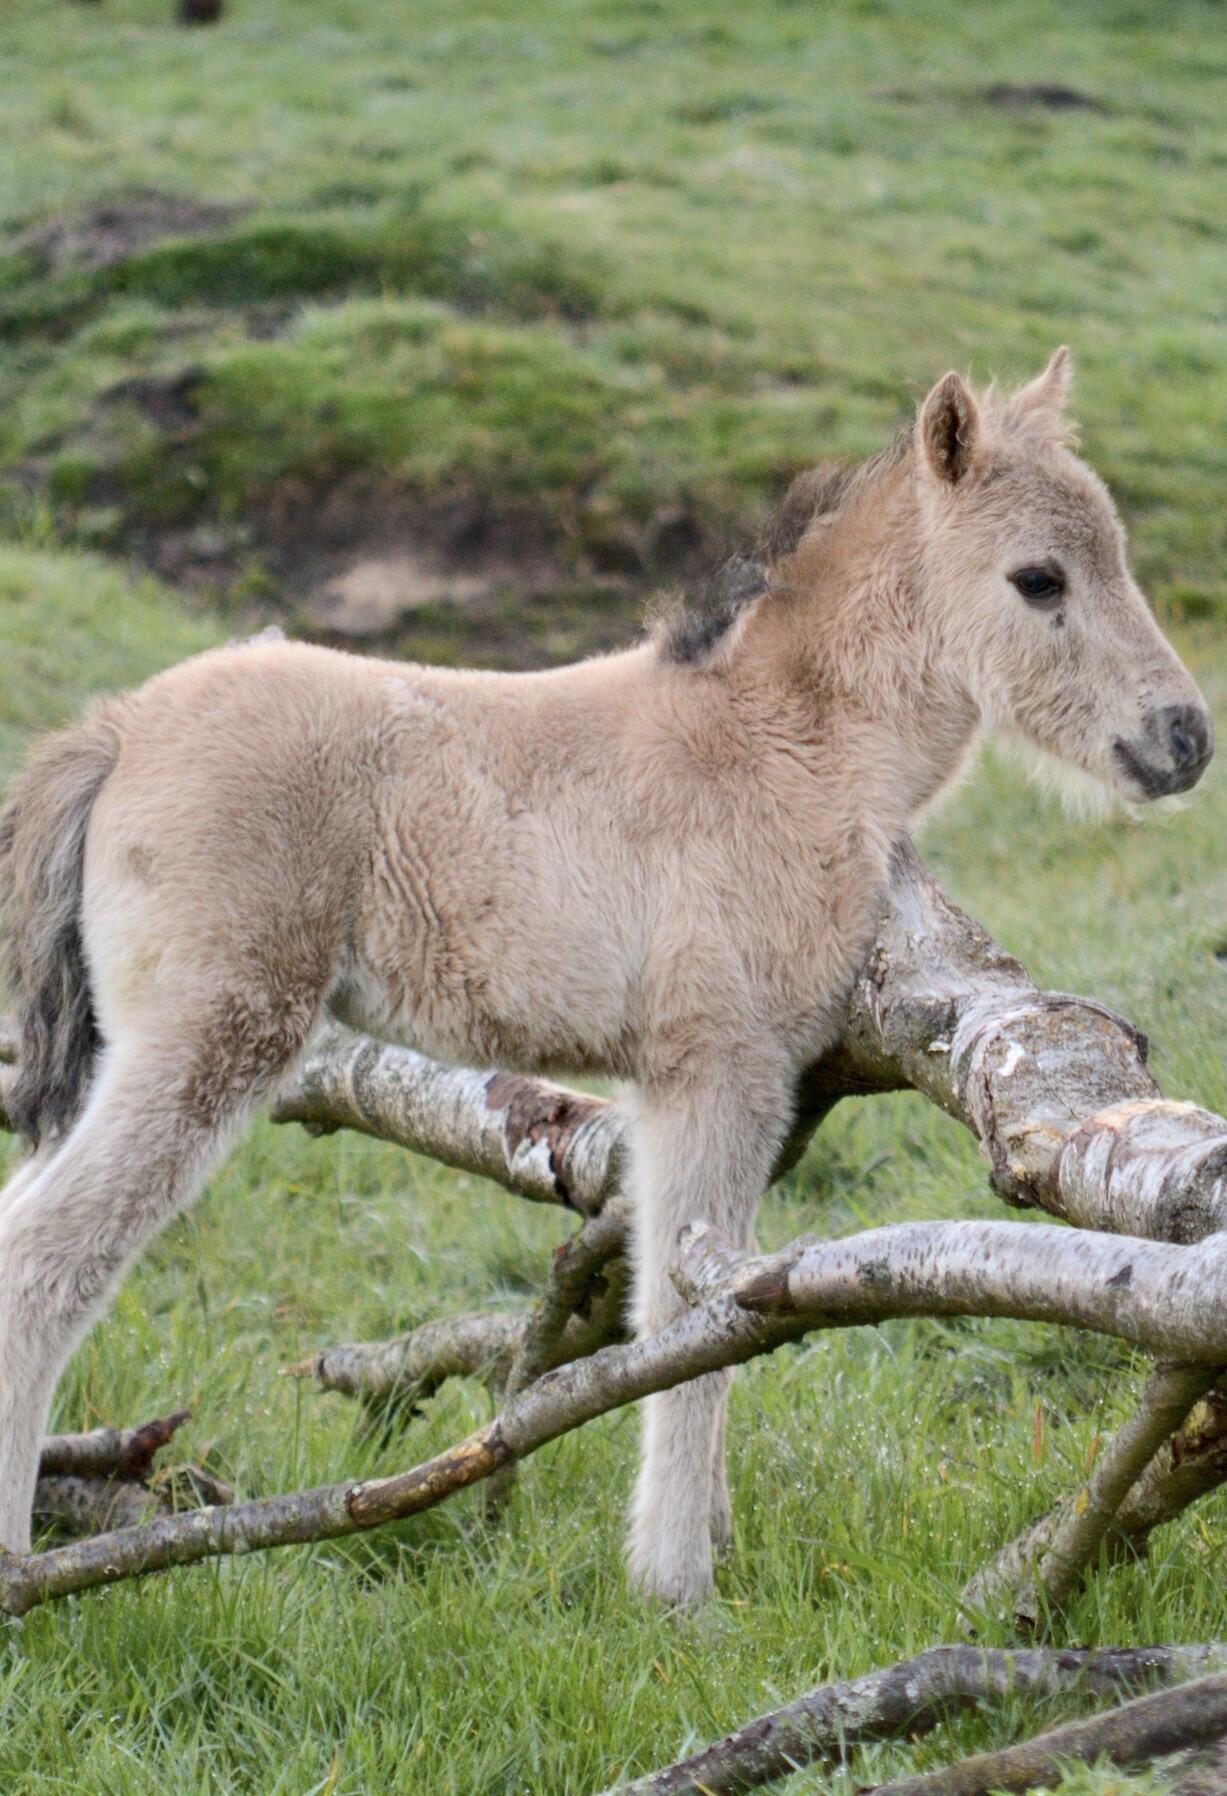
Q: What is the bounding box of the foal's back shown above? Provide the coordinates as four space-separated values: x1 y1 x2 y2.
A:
81 635 737 1080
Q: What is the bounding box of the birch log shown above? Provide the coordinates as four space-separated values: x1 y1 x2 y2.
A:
270 1022 625 1216
821 845 1227 1240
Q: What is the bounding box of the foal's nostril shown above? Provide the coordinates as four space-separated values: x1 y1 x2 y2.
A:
1166 705 1210 775
1153 702 1213 792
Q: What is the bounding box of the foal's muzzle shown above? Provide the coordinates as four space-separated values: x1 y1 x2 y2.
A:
1113 703 1214 798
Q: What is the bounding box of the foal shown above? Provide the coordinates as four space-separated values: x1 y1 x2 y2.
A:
0 352 1212 1603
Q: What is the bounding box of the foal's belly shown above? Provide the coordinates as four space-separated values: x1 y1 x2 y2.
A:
346 808 641 1081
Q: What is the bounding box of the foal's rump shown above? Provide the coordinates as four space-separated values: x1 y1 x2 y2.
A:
2 639 382 1146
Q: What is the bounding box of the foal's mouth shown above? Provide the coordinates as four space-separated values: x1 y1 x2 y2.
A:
1113 707 1214 799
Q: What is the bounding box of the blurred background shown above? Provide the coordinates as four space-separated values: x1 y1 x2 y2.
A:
0 5 1224 1793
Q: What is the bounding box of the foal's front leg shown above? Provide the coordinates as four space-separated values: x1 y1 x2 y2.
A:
627 1062 790 1606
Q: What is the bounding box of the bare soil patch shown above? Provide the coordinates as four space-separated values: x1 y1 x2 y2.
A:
15 190 244 275
241 477 671 666
982 83 1107 114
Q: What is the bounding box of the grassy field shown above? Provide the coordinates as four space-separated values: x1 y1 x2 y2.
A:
1 2 1226 1792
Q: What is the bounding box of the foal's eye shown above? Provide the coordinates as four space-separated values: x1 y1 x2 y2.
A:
1009 564 1066 608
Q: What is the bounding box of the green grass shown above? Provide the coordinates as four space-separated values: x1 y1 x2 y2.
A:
0 2 1226 1792
4 0 1227 657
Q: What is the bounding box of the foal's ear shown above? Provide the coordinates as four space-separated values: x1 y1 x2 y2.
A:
1009 346 1073 429
919 371 980 486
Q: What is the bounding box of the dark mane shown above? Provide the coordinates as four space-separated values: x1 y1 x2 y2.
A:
655 429 912 666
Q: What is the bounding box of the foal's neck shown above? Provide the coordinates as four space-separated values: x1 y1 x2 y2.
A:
735 448 979 827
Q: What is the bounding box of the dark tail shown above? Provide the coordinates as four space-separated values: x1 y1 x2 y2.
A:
0 707 121 1146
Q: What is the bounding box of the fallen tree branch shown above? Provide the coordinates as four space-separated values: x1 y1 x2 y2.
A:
296 1312 528 1407
30 1412 232 1541
824 845 1227 1241
501 1198 631 1398
731 1218 1227 1362
598 1642 1227 1796
296 1208 631 1411
870 1668 1227 1796
5 1213 1227 1614
964 1362 1221 1628
967 1377 1227 1623
270 1022 626 1216
0 1225 792 1615
38 1411 192 1480
485 1199 631 1508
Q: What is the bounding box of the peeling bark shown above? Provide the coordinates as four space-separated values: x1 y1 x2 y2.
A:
822 846 1227 1240
600 1643 1227 1796
38 1411 192 1480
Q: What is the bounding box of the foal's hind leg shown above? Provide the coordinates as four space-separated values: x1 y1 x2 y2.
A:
627 1058 791 1606
0 1003 315 1554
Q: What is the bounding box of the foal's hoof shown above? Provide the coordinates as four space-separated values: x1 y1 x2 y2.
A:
627 1542 716 1609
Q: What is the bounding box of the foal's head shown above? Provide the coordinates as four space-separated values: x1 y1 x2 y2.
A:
914 350 1211 800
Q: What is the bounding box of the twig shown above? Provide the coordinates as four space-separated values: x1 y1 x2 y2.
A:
296 1313 527 1406
484 1199 630 1511
296 1256 630 1413
870 1669 1227 1796
598 1643 1227 1796
501 1199 630 1398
